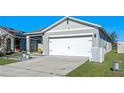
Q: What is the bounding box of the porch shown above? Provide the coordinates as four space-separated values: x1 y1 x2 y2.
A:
25 32 43 54
5 37 26 53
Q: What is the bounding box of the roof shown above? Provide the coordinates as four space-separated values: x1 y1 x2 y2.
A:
32 28 45 32
24 28 45 35
24 16 112 41
41 16 112 40
0 26 25 38
0 26 25 32
41 16 102 33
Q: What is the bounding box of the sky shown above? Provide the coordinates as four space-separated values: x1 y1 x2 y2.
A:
0 16 123 41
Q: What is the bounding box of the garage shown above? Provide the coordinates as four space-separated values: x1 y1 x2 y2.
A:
49 36 92 57
25 16 112 63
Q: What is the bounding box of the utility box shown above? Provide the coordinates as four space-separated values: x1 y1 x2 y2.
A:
90 47 104 63
112 60 121 71
117 42 124 53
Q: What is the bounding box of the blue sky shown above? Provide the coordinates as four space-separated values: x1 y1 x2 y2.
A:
0 16 123 41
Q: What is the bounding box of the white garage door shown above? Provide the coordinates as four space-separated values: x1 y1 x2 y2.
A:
49 37 92 57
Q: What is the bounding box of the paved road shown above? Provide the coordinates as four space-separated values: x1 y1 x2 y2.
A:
0 56 88 77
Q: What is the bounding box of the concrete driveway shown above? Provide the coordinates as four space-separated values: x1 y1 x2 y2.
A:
0 56 88 77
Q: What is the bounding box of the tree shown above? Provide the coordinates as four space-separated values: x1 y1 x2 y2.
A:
109 31 118 50
109 31 118 43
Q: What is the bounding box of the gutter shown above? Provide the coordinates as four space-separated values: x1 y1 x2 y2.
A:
24 31 44 35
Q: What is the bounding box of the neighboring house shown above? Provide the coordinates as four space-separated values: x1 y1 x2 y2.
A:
0 26 26 53
25 17 112 59
117 42 124 53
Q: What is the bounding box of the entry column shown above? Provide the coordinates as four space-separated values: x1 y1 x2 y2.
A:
11 37 14 52
26 36 30 54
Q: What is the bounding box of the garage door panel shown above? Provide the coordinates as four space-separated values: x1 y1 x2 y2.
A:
49 39 70 55
68 37 92 56
49 37 92 57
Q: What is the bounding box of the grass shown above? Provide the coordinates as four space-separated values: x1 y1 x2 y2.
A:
0 58 19 65
67 51 124 77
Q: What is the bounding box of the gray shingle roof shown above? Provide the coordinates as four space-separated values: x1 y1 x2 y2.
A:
0 26 25 38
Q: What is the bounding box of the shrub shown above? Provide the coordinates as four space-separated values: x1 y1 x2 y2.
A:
38 48 43 54
0 52 4 57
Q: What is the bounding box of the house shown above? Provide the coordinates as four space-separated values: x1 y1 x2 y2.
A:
0 26 26 53
117 42 124 53
25 17 112 59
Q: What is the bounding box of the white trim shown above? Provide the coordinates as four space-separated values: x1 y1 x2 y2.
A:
41 17 67 33
49 33 94 38
68 17 102 27
24 32 43 35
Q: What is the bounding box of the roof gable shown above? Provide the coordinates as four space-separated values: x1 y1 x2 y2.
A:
0 28 13 37
40 17 112 41
0 26 25 37
48 18 93 32
41 17 102 33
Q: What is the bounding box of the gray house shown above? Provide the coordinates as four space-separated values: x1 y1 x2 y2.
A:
25 17 112 59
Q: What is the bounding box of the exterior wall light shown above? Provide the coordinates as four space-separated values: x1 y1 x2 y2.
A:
94 34 96 38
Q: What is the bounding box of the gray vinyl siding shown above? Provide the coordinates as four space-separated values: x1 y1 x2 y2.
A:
99 31 112 53
43 28 99 55
48 20 93 31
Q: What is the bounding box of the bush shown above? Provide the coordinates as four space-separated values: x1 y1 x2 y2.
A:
38 48 43 54
0 52 4 57
5 47 12 53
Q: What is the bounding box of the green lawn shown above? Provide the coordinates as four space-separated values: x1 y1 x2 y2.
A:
0 59 19 65
67 51 124 77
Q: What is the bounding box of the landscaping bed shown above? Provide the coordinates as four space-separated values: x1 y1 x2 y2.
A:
0 58 19 65
67 51 124 77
